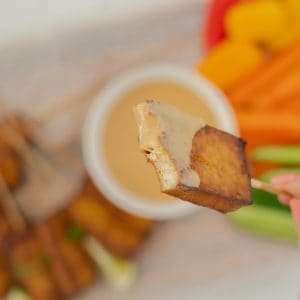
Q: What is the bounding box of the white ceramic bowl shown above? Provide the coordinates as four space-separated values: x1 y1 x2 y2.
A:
82 65 238 220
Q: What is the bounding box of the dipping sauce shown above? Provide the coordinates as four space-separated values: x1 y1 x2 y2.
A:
102 81 218 202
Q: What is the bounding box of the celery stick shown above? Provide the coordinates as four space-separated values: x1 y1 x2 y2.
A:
251 146 300 165
6 287 31 300
229 205 297 243
83 236 137 291
252 188 290 212
259 168 300 182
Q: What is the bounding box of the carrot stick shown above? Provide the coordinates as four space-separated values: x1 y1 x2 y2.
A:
237 112 300 147
227 40 300 105
252 67 300 112
251 161 278 178
266 94 300 113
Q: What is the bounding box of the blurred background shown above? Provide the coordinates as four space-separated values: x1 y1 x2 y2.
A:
0 0 300 299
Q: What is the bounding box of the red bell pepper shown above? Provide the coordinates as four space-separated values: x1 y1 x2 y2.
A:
203 0 239 51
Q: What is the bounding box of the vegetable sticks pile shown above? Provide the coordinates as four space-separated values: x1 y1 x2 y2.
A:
227 41 300 148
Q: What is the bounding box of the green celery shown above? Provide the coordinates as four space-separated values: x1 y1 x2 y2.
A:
252 188 290 212
251 146 300 165
229 205 297 243
83 236 137 291
6 287 31 300
259 168 300 182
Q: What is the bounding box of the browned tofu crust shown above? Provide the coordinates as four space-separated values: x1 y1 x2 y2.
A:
83 180 153 235
68 179 154 257
68 194 145 257
166 125 252 213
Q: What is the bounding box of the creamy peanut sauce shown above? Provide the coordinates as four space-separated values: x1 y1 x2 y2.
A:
102 81 217 202
134 101 205 188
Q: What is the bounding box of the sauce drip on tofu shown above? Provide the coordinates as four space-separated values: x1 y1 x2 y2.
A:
134 101 206 188
102 81 218 202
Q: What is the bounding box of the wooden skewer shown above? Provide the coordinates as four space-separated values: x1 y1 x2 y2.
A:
0 172 26 233
251 178 291 196
0 105 68 220
0 100 82 224
0 121 54 222
0 101 74 190
0 122 54 185
23 118 84 176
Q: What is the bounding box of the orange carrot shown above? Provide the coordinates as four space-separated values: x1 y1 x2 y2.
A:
264 93 300 113
251 161 279 178
282 97 300 112
237 112 300 147
252 67 300 112
227 40 300 105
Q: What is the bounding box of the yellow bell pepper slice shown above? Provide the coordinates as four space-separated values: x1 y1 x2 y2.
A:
198 39 264 90
225 0 286 45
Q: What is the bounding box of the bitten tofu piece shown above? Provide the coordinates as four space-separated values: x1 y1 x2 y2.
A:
134 101 252 213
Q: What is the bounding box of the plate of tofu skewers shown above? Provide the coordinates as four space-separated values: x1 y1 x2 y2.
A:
0 101 153 300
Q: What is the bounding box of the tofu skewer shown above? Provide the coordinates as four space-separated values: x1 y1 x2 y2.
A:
0 101 79 223
134 101 252 213
135 101 291 209
0 99 154 299
0 172 26 233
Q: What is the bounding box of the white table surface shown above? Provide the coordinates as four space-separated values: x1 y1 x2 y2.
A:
0 0 204 48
